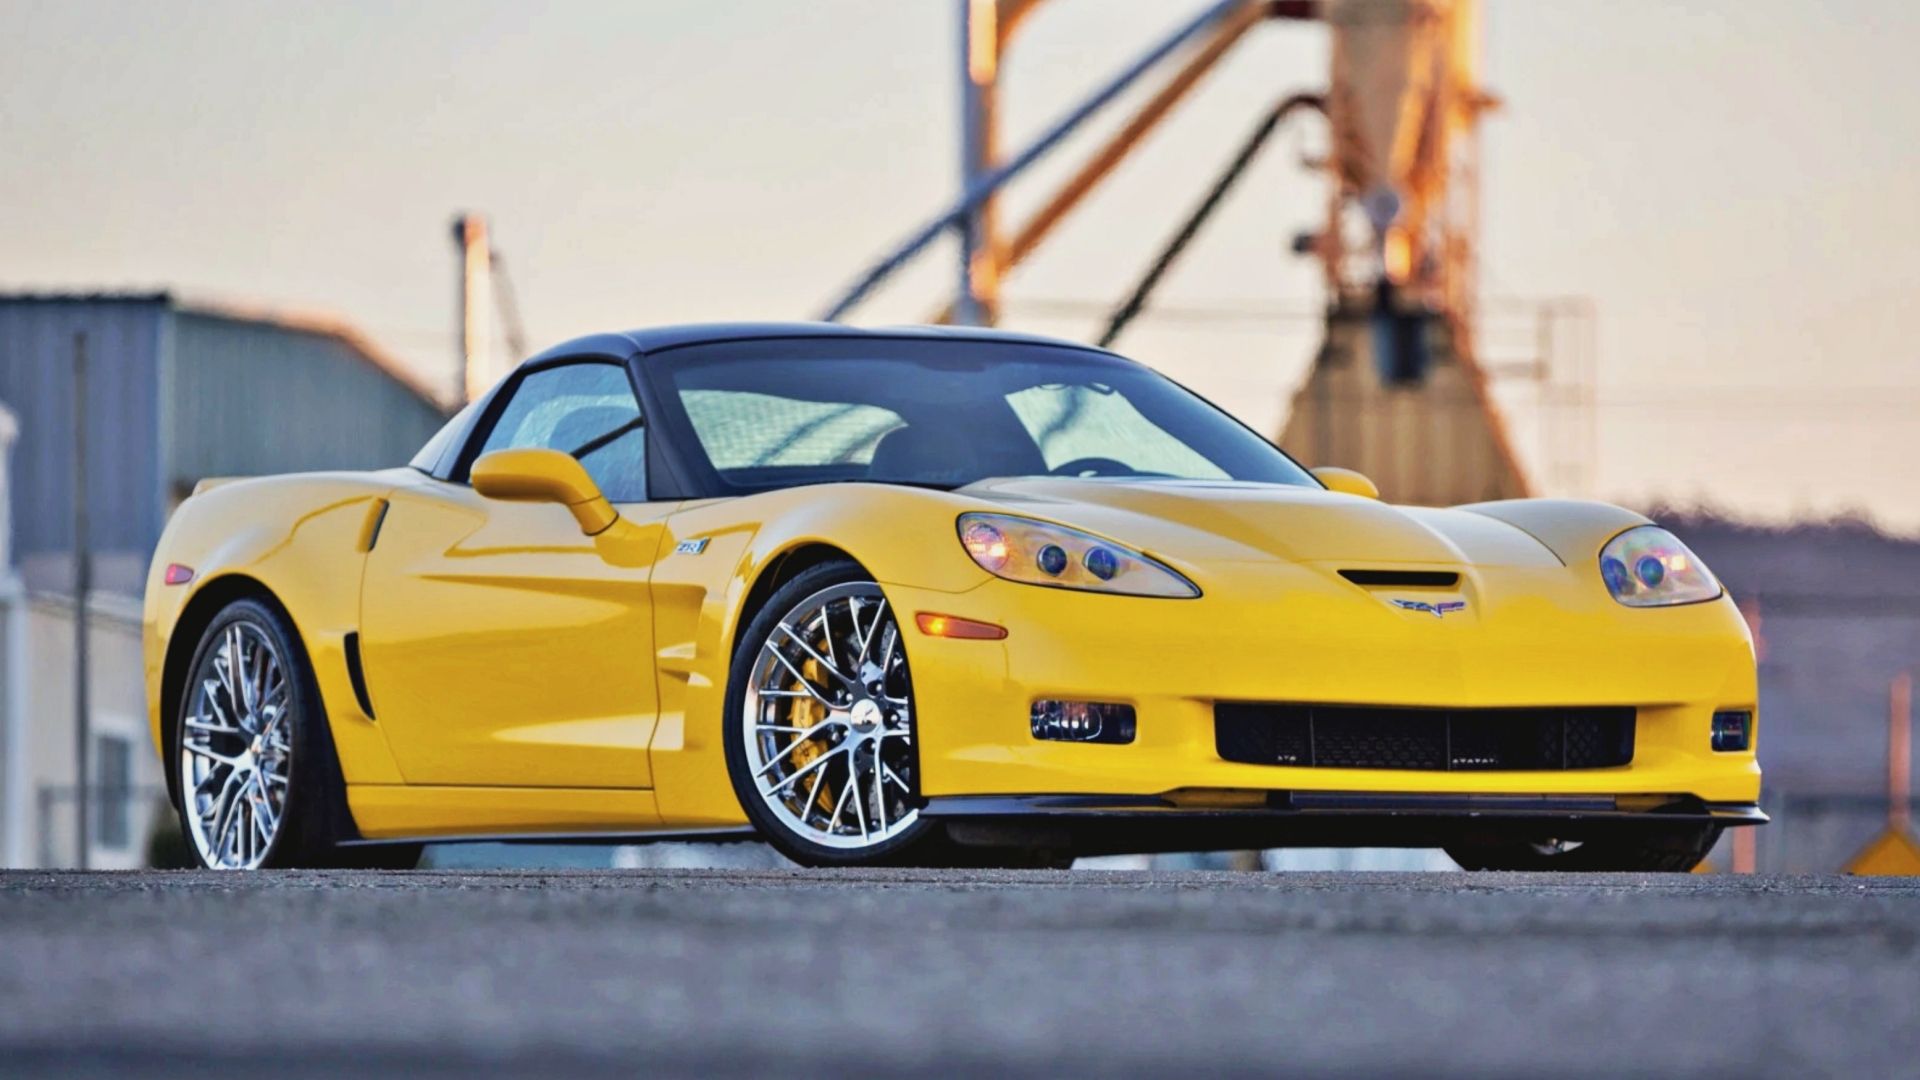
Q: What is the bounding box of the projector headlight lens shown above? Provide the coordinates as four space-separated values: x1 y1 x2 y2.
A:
1599 526 1720 607
956 513 1198 598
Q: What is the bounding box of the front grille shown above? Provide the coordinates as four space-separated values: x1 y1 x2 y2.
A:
1215 703 1635 771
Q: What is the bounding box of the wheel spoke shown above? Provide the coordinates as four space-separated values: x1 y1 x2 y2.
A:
227 626 252 716
797 765 827 826
882 762 912 795
250 785 275 852
186 743 245 769
247 634 268 718
184 714 241 736
828 770 856 834
772 623 854 687
764 646 837 709
850 750 869 841
213 776 246 867
764 744 842 796
855 598 888 664
818 606 842 675
751 719 838 779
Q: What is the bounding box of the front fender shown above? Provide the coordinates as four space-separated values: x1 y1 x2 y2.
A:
645 483 992 825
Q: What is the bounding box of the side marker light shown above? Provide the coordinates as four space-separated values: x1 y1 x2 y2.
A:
914 612 1008 640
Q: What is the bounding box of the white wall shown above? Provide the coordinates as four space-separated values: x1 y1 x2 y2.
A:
16 594 158 869
0 401 27 867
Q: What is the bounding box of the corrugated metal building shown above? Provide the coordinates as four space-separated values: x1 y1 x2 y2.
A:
0 293 451 867
0 293 450 595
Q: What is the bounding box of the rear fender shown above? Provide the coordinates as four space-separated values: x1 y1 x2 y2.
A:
145 470 413 786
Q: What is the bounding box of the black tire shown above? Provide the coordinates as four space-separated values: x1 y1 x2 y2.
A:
170 597 417 870
722 560 951 867
1446 824 1723 872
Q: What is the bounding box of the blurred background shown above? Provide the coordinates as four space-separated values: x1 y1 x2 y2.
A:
1 0 1915 873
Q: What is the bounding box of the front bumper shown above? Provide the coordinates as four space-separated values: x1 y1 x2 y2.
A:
885 572 1763 807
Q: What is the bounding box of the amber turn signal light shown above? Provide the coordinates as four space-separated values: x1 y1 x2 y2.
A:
914 612 1008 640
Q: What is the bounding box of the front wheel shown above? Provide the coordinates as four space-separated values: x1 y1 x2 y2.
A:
1446 824 1723 872
723 562 946 866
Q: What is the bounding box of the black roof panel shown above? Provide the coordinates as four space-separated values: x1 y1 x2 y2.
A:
525 321 1110 366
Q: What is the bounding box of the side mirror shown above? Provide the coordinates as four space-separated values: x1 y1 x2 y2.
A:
1311 466 1380 500
470 448 619 535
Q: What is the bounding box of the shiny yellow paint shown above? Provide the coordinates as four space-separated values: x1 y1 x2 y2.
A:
470 447 621 535
1309 466 1379 499
144 470 412 787
348 785 661 839
147 465 1760 843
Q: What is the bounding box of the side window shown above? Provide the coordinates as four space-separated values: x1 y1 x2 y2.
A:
474 363 648 501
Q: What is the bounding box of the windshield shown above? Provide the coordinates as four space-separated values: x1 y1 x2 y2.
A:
649 340 1319 495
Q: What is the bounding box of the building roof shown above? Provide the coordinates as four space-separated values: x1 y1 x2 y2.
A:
0 290 448 410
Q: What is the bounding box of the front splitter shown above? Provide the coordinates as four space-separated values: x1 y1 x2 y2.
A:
920 791 1765 856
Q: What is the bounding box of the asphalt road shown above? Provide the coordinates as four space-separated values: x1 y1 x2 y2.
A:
2 869 1917 1078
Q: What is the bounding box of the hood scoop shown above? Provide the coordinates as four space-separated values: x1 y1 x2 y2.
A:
1338 569 1460 588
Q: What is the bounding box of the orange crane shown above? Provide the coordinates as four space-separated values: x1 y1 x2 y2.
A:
823 0 1529 506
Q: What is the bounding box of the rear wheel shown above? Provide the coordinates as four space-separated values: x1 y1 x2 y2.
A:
171 597 418 870
1445 825 1722 872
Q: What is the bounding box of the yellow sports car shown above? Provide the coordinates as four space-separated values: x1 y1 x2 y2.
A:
145 323 1762 871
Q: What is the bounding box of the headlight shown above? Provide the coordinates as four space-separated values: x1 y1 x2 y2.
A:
1599 526 1720 607
956 513 1199 598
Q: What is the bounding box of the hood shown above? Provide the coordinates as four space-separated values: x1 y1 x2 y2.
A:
958 477 1562 569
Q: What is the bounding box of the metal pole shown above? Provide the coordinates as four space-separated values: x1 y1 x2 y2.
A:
927 2 1266 325
956 0 999 327
452 214 491 405
1891 672 1912 832
1097 94 1321 348
819 0 1249 322
71 331 91 870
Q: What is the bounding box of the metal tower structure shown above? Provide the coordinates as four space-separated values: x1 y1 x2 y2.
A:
450 213 530 405
822 0 1533 506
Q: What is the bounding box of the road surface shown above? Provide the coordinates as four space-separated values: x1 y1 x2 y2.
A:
2 869 1916 1077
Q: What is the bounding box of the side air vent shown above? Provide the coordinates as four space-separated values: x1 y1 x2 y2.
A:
1338 569 1460 588
343 632 376 720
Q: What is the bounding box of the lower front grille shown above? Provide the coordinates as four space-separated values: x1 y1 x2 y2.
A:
1215 703 1635 771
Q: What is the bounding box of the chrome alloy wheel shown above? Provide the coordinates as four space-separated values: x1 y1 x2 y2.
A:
743 582 919 851
180 620 292 869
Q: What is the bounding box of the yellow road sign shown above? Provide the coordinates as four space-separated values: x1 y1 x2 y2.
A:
1846 830 1920 876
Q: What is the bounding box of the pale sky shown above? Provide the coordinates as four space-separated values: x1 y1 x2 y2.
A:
5 0 1918 528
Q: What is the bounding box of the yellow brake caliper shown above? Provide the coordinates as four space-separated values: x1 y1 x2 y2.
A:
786 658 835 816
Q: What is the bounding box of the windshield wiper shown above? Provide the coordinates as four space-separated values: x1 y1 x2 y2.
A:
839 478 961 492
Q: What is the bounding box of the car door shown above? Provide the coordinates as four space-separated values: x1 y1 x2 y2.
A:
357 358 670 788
